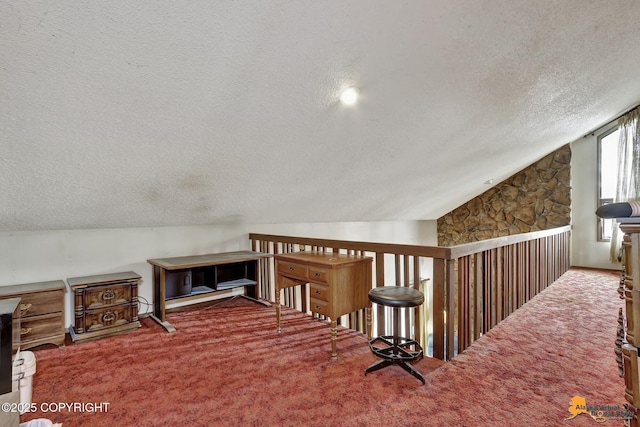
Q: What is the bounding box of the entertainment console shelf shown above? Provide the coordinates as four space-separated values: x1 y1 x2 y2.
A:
147 251 271 332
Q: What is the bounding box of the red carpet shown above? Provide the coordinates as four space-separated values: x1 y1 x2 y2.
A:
19 268 625 426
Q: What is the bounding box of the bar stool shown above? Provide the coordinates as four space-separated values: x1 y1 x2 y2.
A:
364 286 425 384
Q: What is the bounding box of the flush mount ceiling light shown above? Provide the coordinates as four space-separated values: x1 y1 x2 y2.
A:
339 87 360 106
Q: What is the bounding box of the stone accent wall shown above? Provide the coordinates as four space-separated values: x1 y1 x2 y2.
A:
437 145 571 246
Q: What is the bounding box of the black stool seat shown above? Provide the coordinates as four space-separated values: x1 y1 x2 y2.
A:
365 286 425 384
368 286 424 308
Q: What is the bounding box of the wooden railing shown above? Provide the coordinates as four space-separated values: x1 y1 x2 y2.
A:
250 225 570 361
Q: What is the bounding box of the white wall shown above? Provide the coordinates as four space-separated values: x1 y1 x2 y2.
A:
570 123 620 270
0 220 437 327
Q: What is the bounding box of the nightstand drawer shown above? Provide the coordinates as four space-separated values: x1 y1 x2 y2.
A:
18 290 64 318
20 314 64 345
624 235 634 290
623 344 640 407
627 275 636 292
310 284 329 302
84 282 134 309
83 305 137 333
626 289 640 347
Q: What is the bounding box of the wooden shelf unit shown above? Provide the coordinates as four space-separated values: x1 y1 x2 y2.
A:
147 250 271 332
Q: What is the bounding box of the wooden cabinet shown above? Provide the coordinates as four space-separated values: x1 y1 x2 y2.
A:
274 251 373 360
0 281 66 350
147 251 271 332
618 220 640 425
67 272 141 344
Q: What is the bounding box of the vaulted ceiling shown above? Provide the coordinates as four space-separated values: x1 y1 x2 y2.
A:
2 1 640 231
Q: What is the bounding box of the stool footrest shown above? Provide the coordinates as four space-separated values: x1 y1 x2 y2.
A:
369 335 424 362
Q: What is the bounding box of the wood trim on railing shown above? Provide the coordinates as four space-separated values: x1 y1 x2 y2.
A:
447 225 571 259
250 226 571 362
250 227 570 262
249 233 450 259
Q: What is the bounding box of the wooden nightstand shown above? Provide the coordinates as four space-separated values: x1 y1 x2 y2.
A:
67 271 141 344
0 280 66 350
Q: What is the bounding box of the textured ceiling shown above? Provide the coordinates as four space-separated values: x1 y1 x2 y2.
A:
2 0 640 231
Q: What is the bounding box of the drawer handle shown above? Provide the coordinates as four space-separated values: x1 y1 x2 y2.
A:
20 327 32 336
314 290 321 294
102 311 116 322
102 290 116 301
289 266 294 271
314 273 320 278
314 305 321 310
20 303 32 314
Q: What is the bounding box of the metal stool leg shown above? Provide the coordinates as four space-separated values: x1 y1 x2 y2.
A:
364 359 393 376
397 361 425 384
364 306 425 384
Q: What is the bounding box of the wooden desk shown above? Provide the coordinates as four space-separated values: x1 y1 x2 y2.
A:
148 251 271 332
274 251 373 359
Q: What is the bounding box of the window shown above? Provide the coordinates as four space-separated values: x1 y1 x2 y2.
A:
598 127 620 241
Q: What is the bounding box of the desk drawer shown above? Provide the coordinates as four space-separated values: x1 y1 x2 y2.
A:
277 261 308 281
310 298 330 317
310 284 329 302
309 267 328 284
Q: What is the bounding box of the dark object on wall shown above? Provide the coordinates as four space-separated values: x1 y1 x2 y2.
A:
596 202 640 218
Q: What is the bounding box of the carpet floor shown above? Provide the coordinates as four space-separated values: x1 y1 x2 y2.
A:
17 267 626 426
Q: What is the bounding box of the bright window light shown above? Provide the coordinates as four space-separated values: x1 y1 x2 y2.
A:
598 128 621 241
